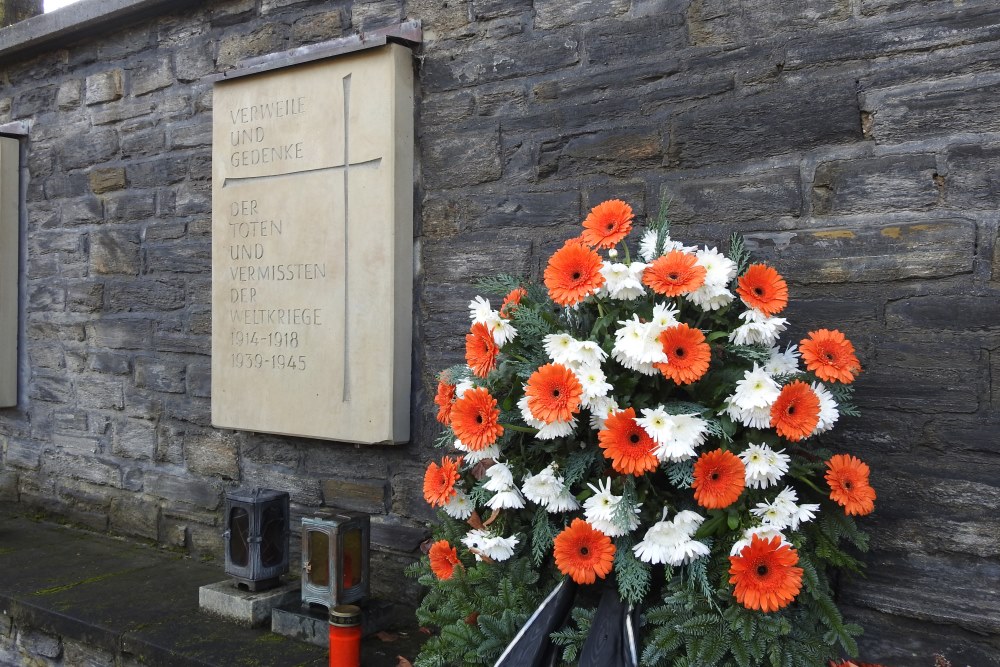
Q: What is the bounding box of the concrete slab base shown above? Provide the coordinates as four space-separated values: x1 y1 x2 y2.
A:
199 578 301 627
271 599 394 647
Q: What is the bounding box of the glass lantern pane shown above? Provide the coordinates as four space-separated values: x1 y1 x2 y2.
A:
341 527 363 589
229 507 250 567
307 530 330 587
260 504 284 567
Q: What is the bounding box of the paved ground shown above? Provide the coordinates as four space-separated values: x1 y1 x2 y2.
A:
0 506 424 666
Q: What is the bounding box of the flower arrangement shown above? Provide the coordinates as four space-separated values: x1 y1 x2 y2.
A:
409 199 875 666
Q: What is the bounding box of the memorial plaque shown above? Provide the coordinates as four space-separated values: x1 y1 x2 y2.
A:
0 136 17 408
211 44 413 444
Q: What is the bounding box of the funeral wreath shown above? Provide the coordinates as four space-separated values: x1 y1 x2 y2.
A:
408 199 876 667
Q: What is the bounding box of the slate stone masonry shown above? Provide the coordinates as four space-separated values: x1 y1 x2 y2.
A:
0 1 998 664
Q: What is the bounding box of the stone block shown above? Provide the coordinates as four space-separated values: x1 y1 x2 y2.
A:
90 98 156 126
175 44 215 83
812 154 940 215
689 0 849 45
422 126 501 189
128 156 187 187
946 143 1000 210
134 357 187 394
85 69 124 105
27 283 64 310
184 429 239 479
886 295 999 332
56 79 81 110
42 451 121 487
62 639 117 667
659 168 801 230
147 472 222 510
88 352 131 375
110 493 160 539
0 470 18 502
471 0 530 19
131 58 174 96
107 278 186 313
290 9 344 43
321 478 388 514
89 167 126 194
121 124 166 157
29 370 73 403
76 377 126 410
217 24 283 69
538 127 663 179
61 128 119 170
169 122 211 149
747 218 975 283
145 242 211 274
67 282 104 313
422 33 578 92
586 13 687 67
89 229 140 276
200 579 301 627
17 629 61 659
112 418 156 460
862 73 1000 145
13 85 56 118
104 191 157 222
85 319 152 350
242 460 322 507
351 0 404 28
670 78 861 168
4 438 41 470
186 362 211 398
370 516 430 553
422 233 532 282
534 0 629 29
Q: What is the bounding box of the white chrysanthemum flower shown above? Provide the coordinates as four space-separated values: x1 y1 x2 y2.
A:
600 261 647 300
490 318 518 346
518 395 545 429
686 283 735 311
588 396 620 430
792 503 820 530
522 465 563 506
452 438 500 465
443 488 473 520
685 247 737 310
572 339 609 367
575 364 613 407
537 415 577 440
723 397 773 430
590 508 641 538
671 413 709 450
740 443 789 489
486 488 525 510
546 488 581 512
455 379 474 398
483 461 515 492
764 345 801 377
638 230 692 262
608 248 619 258
543 333 578 365
650 302 680 331
812 382 840 434
730 526 788 556
752 486 800 530
729 309 789 347
613 316 668 365
583 478 618 523
632 508 709 565
468 296 494 324
463 530 519 562
730 364 781 410
636 406 673 445
611 348 659 376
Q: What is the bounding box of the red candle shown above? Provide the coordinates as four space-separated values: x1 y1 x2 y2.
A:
329 604 362 667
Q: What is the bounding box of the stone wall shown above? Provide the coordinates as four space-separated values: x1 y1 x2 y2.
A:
0 0 997 664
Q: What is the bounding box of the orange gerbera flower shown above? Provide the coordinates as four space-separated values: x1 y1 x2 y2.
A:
428 540 462 580
770 381 821 442
736 263 788 316
655 323 711 385
729 535 803 612
642 250 706 297
800 329 861 384
553 518 616 585
450 387 504 451
543 240 605 307
466 322 499 378
580 199 634 249
434 379 456 425
500 286 527 318
423 456 462 508
525 363 583 424
692 449 746 509
598 407 658 476
825 454 876 516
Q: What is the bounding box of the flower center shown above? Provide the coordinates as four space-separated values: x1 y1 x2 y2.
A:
786 405 796 415
844 480 853 490
476 415 483 424
825 352 835 361
675 347 686 358
669 273 679 281
710 471 719 481
552 389 561 398
606 224 615 232
629 433 640 444
757 564 769 577
571 271 582 281
753 287 764 297
580 546 590 556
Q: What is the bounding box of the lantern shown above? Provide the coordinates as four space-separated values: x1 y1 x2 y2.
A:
301 512 370 609
223 488 290 591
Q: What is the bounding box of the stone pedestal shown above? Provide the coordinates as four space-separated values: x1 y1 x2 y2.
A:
198 579 301 627
271 599 393 647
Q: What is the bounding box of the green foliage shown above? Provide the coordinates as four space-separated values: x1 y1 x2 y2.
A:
615 534 652 605
550 607 594 665
727 233 752 278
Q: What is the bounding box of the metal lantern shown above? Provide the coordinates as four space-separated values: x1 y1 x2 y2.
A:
224 488 290 591
301 512 370 609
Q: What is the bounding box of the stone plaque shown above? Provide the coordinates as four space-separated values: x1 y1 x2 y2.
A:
211 44 413 444
0 136 17 408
